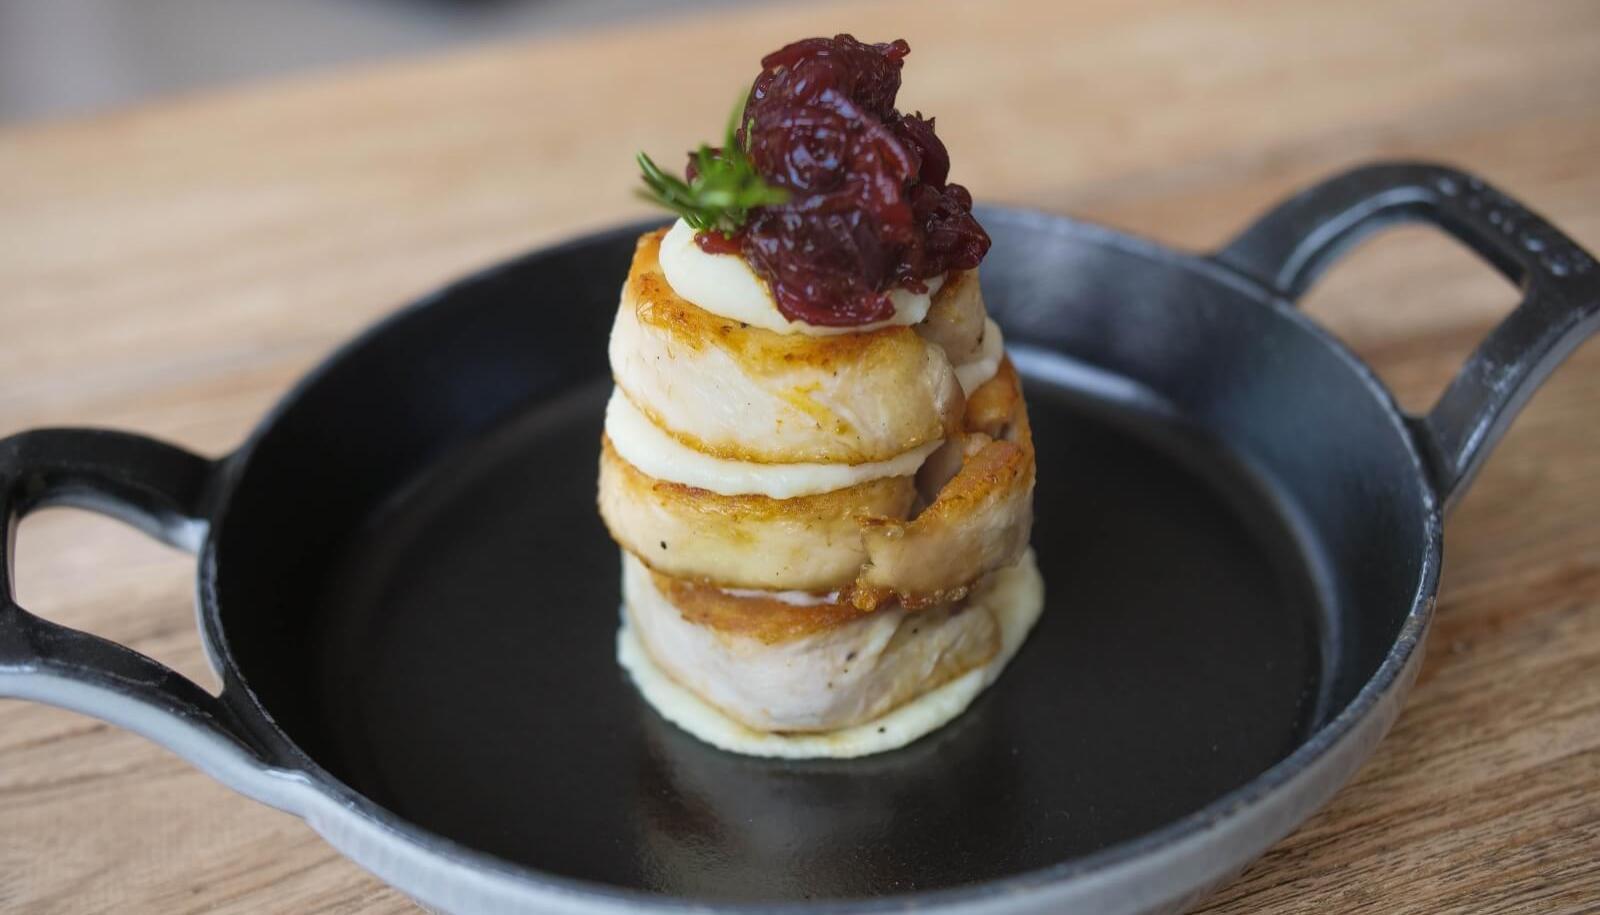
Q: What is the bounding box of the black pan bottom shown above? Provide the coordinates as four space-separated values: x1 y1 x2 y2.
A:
309 360 1325 903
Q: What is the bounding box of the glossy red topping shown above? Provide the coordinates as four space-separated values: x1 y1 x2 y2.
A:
695 35 990 326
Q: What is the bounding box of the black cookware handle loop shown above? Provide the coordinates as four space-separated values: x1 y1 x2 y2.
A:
1215 161 1600 512
0 429 269 765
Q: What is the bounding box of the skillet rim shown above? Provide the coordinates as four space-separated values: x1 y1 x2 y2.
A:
195 206 1444 913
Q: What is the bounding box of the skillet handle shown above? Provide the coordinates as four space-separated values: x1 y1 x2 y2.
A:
0 429 283 794
1215 161 1600 512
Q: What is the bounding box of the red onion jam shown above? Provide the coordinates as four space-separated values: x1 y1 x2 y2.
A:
693 35 990 327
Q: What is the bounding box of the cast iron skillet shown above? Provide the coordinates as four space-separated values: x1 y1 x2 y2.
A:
2 163 1596 914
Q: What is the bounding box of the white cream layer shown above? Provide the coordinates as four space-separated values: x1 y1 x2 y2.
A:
604 388 941 499
718 587 840 606
659 218 944 336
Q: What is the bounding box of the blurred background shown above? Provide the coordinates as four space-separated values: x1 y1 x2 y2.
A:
0 0 767 122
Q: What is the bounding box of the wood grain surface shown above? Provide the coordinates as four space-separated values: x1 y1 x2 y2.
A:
2 0 1598 911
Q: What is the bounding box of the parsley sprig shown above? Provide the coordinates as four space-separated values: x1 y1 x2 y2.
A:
636 98 789 237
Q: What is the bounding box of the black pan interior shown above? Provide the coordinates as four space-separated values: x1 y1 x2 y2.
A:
210 212 1431 902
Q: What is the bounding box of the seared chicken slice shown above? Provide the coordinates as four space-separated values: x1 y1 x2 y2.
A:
598 437 916 591
854 359 1035 610
623 552 1001 733
914 268 987 366
602 358 1033 600
609 230 965 465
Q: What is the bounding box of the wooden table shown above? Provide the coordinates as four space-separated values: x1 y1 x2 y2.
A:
3 0 1597 911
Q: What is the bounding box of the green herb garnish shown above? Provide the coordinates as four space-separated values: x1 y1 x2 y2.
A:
636 97 789 237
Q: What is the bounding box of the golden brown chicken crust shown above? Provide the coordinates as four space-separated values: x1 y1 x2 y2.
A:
851 358 1036 611
964 355 1024 438
648 570 868 644
624 551 1005 733
612 230 965 464
597 437 917 591
914 267 987 365
605 358 1035 621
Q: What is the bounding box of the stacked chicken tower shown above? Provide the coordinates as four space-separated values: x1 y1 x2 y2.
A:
598 218 1041 757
